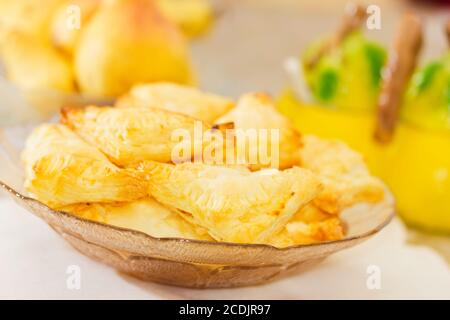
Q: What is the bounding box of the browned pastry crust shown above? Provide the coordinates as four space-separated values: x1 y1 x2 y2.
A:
21 84 387 247
116 82 234 123
61 105 214 166
22 124 148 207
300 135 385 213
140 161 322 244
60 198 212 241
214 92 302 170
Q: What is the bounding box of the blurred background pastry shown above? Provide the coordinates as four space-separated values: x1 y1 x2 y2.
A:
0 0 216 122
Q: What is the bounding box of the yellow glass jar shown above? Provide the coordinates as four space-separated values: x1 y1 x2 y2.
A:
385 124 450 233
278 89 450 234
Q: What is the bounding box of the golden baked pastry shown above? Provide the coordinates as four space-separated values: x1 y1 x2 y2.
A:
60 198 212 241
215 92 302 170
140 161 322 244
0 0 63 44
116 82 234 123
269 205 344 247
61 105 213 167
155 0 213 38
21 86 387 248
74 0 193 97
22 124 147 207
1 31 75 92
51 0 102 55
300 135 385 213
0 0 207 97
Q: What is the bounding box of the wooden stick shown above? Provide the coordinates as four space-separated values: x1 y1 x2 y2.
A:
374 13 423 143
305 3 367 69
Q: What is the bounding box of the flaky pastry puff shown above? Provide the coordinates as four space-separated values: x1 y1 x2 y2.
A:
61 105 213 167
22 124 147 207
214 92 302 170
300 135 385 213
268 205 344 247
116 82 234 123
140 161 322 244
60 198 212 241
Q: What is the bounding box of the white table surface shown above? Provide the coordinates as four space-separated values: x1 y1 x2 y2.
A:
0 195 449 300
